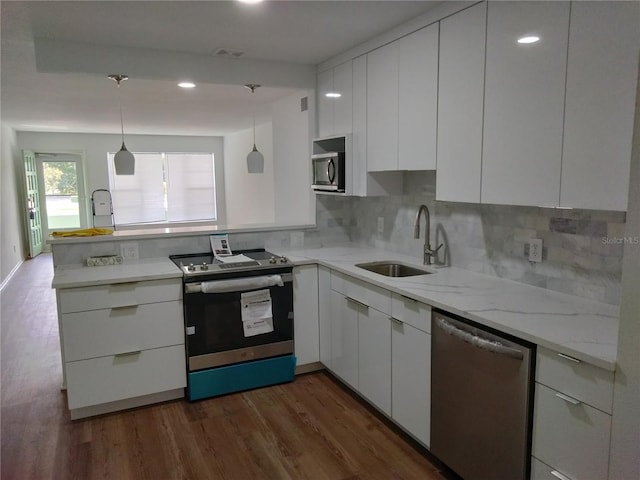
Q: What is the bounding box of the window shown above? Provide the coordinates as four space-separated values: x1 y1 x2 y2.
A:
107 152 216 225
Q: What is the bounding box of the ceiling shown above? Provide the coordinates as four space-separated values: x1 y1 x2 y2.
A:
1 0 441 137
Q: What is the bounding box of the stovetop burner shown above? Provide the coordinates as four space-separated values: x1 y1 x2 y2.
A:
170 249 290 277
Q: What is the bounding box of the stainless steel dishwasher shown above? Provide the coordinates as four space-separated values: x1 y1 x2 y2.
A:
431 310 534 480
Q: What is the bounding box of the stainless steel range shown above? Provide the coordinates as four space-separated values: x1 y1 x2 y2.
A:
170 249 296 401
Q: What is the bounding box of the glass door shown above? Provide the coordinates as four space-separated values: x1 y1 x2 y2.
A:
35 153 88 239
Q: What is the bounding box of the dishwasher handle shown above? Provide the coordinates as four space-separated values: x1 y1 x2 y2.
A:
435 316 524 360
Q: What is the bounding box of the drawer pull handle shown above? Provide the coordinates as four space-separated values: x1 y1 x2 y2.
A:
346 297 368 310
551 470 573 480
390 317 403 326
557 352 581 363
114 350 141 357
401 295 418 303
555 392 581 405
111 304 138 311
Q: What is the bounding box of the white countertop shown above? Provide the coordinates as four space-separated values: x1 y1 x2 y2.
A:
51 257 182 288
273 245 619 371
51 244 619 371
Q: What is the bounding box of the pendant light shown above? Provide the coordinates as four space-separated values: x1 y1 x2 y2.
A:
245 84 264 174
108 74 135 175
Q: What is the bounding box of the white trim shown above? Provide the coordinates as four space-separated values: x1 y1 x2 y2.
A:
0 259 24 292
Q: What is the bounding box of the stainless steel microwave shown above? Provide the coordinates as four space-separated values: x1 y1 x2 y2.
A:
312 152 345 192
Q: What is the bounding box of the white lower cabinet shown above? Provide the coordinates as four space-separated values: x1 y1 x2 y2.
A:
531 457 567 480
56 278 186 419
318 266 332 369
358 305 391 415
532 348 614 480
330 289 359 389
391 319 431 447
329 270 392 404
390 294 431 447
66 344 186 410
293 265 320 367
327 271 431 444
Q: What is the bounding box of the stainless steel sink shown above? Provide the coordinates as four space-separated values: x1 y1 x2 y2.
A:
355 261 433 277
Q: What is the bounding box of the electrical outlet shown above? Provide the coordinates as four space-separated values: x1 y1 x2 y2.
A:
120 242 139 260
528 238 543 263
377 217 384 234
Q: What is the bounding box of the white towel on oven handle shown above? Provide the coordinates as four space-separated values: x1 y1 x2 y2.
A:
197 275 284 294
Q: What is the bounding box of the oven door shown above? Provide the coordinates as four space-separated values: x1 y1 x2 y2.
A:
184 272 293 371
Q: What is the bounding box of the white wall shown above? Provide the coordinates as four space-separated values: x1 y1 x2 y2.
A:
272 90 315 225
0 124 27 285
609 59 640 480
16 132 227 225
223 123 275 225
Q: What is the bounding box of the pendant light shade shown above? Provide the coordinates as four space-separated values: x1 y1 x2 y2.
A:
108 74 135 175
114 142 135 175
245 84 264 174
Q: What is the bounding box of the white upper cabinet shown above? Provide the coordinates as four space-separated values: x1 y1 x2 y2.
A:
332 61 353 136
481 1 570 207
317 61 353 138
560 1 640 211
317 69 334 138
367 24 439 172
367 41 399 172
398 23 438 170
436 2 487 203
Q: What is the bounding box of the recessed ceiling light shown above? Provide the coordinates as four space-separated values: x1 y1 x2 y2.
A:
237 0 264 4
178 82 196 89
517 35 540 44
325 92 341 98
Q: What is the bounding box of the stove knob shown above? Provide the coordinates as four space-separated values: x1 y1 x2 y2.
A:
279 256 288 263
201 262 209 271
187 263 196 272
269 256 277 264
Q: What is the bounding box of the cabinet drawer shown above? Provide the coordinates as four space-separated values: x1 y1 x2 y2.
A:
59 278 182 314
532 383 611 480
531 456 575 480
536 346 614 413
330 271 390 314
61 300 184 362
391 293 431 333
66 344 186 410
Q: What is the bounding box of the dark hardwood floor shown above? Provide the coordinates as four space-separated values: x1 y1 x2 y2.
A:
1 254 447 480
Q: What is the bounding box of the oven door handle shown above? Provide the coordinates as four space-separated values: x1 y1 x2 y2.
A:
185 273 292 294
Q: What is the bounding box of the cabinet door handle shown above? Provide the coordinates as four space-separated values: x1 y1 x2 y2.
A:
111 304 138 311
346 297 368 310
401 294 417 303
390 317 403 327
114 349 141 357
551 470 573 480
557 352 581 363
555 392 581 405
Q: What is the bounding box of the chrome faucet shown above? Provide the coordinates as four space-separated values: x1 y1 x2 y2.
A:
414 204 443 265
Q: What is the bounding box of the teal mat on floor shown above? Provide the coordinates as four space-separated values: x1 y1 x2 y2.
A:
188 354 297 401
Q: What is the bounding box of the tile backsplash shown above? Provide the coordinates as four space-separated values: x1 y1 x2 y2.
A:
317 171 625 305
53 170 625 306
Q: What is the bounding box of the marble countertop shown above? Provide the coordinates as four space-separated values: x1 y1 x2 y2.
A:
273 245 619 371
51 244 619 371
51 257 183 288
